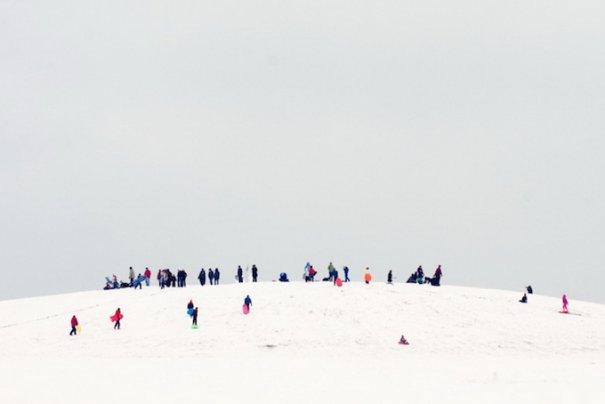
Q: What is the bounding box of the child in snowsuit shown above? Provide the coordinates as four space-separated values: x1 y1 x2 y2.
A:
70 315 78 336
187 300 194 316
244 295 252 312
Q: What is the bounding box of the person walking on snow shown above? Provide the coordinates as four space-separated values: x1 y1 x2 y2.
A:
214 268 221 285
387 270 393 284
198 268 206 286
208 268 215 285
244 295 252 312
70 315 78 336
192 307 198 327
562 294 569 313
113 308 122 330
343 266 350 282
128 267 135 286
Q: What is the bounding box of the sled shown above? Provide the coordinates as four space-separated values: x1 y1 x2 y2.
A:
76 325 81 333
192 324 199 329
187 308 194 316
336 278 343 287
243 304 250 315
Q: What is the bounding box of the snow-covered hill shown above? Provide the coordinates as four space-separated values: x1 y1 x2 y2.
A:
1 282 603 403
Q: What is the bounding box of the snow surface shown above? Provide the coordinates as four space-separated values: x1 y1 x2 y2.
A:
1 282 604 403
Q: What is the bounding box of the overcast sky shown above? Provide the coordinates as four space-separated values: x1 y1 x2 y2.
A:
1 1 604 303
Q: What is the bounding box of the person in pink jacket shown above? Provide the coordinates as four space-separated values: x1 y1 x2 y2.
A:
562 294 569 313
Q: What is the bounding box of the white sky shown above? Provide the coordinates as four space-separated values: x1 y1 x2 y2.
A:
1 1 604 302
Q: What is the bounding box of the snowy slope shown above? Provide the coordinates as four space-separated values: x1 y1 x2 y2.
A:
0 282 604 404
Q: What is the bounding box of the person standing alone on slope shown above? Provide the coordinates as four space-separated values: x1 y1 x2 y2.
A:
562 294 569 313
192 307 198 328
113 308 122 330
70 315 78 336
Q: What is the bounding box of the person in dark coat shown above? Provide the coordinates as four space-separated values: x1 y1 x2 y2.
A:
198 269 206 286
406 272 417 283
70 315 78 336
237 266 243 283
416 266 424 284
430 265 443 286
192 307 198 327
526 285 533 294
244 295 252 312
208 269 215 285
387 270 393 284
252 265 258 282
214 268 220 285
343 266 350 282
333 269 339 285
519 293 528 303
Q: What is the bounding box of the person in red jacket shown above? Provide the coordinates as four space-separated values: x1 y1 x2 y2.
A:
70 315 78 336
113 308 122 330
144 267 152 287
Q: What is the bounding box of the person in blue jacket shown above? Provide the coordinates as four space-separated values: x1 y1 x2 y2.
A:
244 295 252 312
343 266 350 282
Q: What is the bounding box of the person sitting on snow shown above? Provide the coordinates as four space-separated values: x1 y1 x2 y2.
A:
526 285 533 294
519 293 528 303
399 335 409 345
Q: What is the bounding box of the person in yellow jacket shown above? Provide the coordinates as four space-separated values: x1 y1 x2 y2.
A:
364 267 372 284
